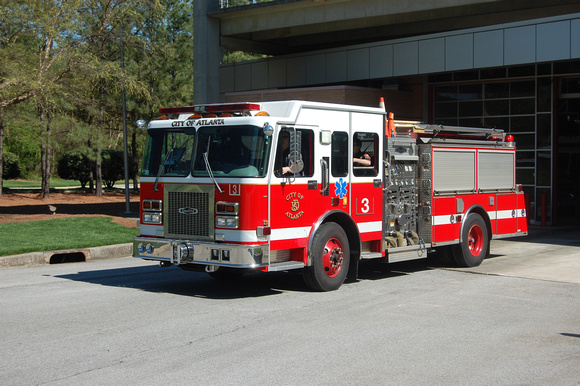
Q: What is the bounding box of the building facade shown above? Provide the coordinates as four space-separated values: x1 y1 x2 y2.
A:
194 1 580 225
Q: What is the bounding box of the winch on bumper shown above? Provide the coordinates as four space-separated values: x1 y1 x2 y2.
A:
133 237 268 267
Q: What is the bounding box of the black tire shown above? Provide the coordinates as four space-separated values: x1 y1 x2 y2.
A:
303 222 350 291
207 267 248 280
452 213 489 267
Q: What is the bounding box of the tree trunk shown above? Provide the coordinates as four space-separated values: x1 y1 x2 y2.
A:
87 138 94 193
94 102 104 197
40 106 51 199
95 147 102 197
41 140 51 198
0 108 4 199
88 169 94 192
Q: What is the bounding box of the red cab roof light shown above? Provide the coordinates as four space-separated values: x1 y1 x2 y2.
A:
158 106 196 115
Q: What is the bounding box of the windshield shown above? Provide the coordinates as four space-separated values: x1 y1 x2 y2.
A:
192 125 272 177
141 125 272 178
141 128 195 177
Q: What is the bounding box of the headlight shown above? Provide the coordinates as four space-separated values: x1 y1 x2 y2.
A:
216 216 239 228
143 212 162 224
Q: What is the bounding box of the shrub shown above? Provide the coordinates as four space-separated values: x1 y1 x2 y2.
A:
101 150 125 188
57 152 92 188
2 151 22 179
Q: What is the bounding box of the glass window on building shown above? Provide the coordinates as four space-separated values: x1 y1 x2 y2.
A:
431 65 557 225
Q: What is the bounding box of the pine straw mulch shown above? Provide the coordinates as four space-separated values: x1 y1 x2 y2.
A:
0 191 140 228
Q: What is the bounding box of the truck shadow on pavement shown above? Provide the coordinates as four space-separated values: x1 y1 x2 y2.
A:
55 265 288 299
53 259 436 299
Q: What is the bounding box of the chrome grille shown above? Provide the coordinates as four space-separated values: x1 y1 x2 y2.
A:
165 186 213 239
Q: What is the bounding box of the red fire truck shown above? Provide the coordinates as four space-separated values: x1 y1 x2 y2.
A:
133 100 527 291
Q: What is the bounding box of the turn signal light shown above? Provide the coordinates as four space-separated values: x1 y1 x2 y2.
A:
143 199 162 211
216 201 239 215
257 226 271 237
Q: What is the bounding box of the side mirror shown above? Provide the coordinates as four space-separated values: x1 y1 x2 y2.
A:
136 119 147 129
288 129 304 174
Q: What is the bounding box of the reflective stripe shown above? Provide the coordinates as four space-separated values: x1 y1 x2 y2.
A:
432 214 458 225
357 221 382 233
271 226 312 241
216 229 261 243
433 207 525 225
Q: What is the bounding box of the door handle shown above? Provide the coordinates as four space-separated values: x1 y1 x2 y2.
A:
320 157 329 196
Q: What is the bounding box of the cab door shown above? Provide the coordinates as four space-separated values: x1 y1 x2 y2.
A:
350 113 384 248
269 126 319 256
316 113 384 250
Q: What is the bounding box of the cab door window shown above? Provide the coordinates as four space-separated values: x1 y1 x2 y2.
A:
331 131 348 177
274 128 314 177
353 132 378 177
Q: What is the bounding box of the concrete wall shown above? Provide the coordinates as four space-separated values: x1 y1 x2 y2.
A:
220 13 580 99
194 1 221 104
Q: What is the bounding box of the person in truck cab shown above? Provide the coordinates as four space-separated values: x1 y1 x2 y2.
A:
353 137 371 166
274 130 301 176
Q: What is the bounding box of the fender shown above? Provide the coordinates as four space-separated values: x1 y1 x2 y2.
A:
307 209 362 280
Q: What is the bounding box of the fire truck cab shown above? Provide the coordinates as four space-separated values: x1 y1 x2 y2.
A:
133 100 527 291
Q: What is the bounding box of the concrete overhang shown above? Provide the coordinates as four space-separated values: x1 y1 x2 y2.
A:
210 0 580 55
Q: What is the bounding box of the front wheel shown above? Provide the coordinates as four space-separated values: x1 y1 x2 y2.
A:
303 222 350 291
452 213 489 267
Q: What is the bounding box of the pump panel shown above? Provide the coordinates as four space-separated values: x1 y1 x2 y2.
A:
384 138 420 249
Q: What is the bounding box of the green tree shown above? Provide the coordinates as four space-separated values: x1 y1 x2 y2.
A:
0 0 158 197
0 0 194 199
124 0 193 190
0 0 127 197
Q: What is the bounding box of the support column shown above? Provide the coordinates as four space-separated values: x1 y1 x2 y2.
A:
194 1 221 104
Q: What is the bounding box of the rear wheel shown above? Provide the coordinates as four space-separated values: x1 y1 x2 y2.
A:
303 222 350 291
452 213 489 267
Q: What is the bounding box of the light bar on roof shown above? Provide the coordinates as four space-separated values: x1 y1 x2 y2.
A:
207 103 261 113
158 106 196 115
158 103 262 116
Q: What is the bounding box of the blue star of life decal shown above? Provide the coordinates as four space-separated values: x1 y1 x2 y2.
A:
334 178 348 199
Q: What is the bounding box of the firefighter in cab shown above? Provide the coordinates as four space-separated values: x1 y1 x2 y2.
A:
353 137 371 166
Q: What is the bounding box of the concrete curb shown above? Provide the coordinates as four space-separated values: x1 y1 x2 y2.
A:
0 243 133 268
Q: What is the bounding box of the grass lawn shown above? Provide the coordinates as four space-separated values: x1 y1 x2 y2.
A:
3 179 80 189
0 217 139 257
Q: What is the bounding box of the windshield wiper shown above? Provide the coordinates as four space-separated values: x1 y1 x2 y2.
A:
203 138 224 193
153 147 173 192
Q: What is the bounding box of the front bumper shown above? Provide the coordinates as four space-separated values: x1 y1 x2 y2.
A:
133 237 269 268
